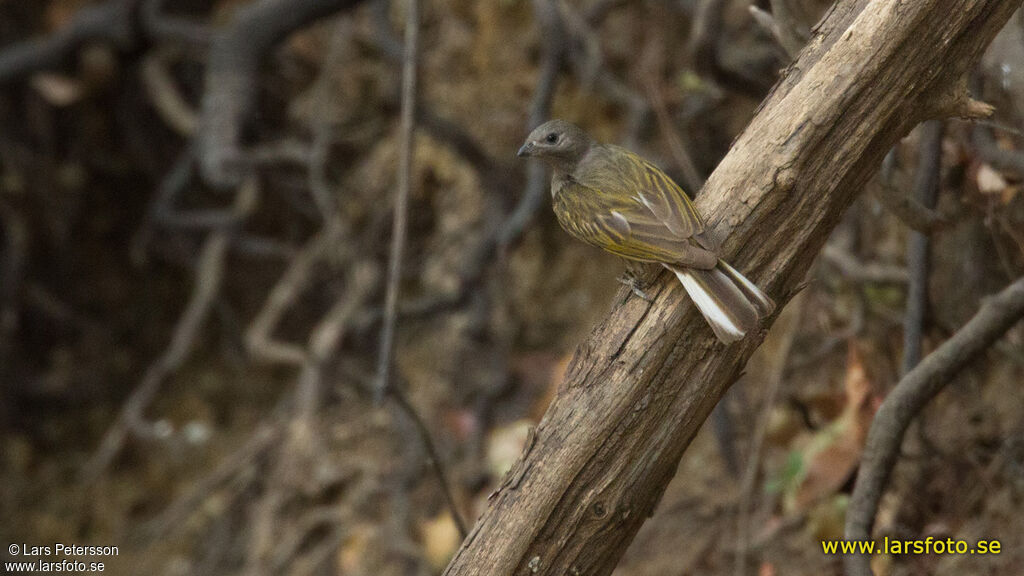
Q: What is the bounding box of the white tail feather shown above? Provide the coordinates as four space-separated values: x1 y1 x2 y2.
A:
716 259 775 317
669 266 747 343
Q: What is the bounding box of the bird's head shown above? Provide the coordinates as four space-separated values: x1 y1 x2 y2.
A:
517 119 592 169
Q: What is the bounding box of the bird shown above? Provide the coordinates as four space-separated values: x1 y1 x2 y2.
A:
517 119 774 343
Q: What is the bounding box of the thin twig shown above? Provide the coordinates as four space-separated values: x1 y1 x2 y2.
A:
307 20 354 224
748 1 811 60
972 120 1024 175
278 509 353 575
367 0 598 293
369 0 404 62
369 2 500 178
0 0 138 84
870 181 947 233
130 146 196 265
246 230 343 366
391 385 470 538
140 424 280 543
689 0 773 99
734 295 804 576
230 234 297 261
822 245 909 284
238 267 378 576
844 275 1024 576
871 146 947 233
417 108 500 177
901 121 944 375
640 41 705 192
429 0 568 292
558 2 649 147
294 262 378 435
140 49 198 136
345 362 471 539
494 0 565 252
85 178 260 480
375 0 419 400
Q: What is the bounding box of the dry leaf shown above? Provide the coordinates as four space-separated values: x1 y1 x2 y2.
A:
782 343 880 512
420 512 461 571
486 419 533 479
30 73 83 107
336 523 374 574
977 163 1009 194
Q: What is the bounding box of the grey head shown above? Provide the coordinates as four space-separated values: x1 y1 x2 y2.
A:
517 119 595 173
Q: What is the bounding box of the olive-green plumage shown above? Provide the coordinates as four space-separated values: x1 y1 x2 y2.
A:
518 119 775 343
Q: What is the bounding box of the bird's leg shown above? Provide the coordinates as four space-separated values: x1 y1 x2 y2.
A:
618 260 655 301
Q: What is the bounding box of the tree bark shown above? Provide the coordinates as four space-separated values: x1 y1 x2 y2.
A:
443 1 1022 575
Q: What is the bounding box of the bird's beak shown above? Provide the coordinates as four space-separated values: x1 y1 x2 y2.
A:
516 142 533 158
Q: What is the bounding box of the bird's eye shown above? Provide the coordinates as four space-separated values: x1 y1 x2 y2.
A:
545 133 559 144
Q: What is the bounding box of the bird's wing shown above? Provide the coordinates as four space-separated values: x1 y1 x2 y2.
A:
576 144 706 239
553 145 709 262
553 178 707 263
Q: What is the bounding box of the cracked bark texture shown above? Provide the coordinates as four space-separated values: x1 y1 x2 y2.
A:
442 1 1023 575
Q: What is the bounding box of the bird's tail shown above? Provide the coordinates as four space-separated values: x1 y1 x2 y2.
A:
665 260 775 344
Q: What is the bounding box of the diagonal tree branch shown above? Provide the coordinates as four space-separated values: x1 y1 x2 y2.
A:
442 1 1021 575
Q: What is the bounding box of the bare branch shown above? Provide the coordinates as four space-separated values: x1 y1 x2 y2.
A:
375 0 419 400
286 262 379 474
689 0 774 99
140 424 280 543
0 0 137 84
821 245 909 284
140 49 198 136
870 181 947 233
748 0 813 60
495 0 565 251
391 385 470 538
85 178 260 480
844 275 1024 576
901 121 944 375
246 230 341 366
197 0 368 188
640 44 705 192
973 119 1024 175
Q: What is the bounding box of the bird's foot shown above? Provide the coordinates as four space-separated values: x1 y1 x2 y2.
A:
618 272 654 302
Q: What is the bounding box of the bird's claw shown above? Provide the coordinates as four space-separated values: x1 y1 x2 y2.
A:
618 273 653 302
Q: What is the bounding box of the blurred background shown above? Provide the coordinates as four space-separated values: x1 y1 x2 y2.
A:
1 0 1023 574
